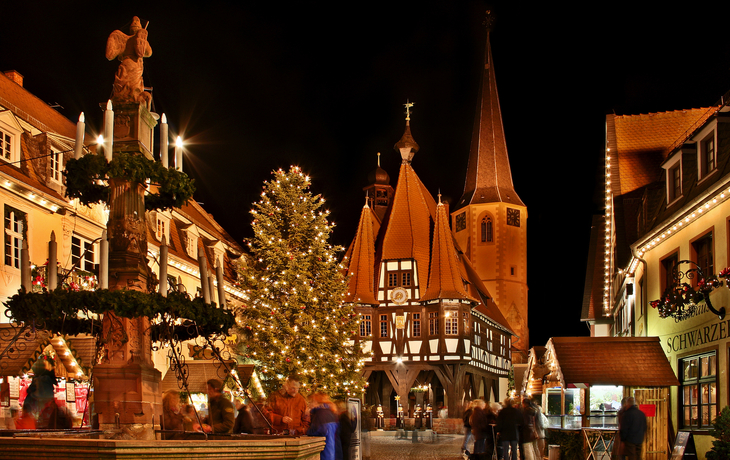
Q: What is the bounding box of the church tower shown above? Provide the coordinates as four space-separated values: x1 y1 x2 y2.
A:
451 14 529 362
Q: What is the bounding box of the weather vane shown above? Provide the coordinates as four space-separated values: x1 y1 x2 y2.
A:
483 9 495 32
404 100 415 121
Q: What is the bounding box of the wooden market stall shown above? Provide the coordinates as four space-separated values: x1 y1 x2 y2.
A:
522 337 679 460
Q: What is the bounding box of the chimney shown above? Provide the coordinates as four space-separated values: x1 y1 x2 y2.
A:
4 70 24 87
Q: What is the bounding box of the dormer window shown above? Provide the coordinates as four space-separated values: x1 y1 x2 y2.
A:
0 118 20 164
700 132 716 179
155 213 170 242
662 152 682 204
49 148 62 184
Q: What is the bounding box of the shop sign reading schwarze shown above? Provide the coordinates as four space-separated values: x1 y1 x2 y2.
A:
665 316 730 353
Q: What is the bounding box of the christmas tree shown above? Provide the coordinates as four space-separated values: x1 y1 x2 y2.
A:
234 166 367 397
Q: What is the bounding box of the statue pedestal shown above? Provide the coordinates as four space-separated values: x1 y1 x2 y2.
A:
111 102 157 160
93 361 161 440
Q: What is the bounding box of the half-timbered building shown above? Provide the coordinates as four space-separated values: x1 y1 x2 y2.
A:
343 22 526 418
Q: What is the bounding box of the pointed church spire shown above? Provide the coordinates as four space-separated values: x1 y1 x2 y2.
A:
422 199 476 302
456 11 524 210
394 100 419 163
345 201 379 305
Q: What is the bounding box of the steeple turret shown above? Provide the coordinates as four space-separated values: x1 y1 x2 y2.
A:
394 101 419 163
344 198 379 305
455 12 523 210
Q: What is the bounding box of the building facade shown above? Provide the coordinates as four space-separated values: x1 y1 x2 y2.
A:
343 22 527 418
583 94 730 457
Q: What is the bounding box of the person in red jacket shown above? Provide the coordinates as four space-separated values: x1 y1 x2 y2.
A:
267 375 310 434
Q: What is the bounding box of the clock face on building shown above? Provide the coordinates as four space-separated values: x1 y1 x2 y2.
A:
455 212 466 232
507 208 520 227
390 287 408 305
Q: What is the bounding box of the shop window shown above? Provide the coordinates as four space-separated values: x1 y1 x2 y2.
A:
72 235 96 272
360 314 372 337
412 313 421 337
4 205 26 269
680 351 717 429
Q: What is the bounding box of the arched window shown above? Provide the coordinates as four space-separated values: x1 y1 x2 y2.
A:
481 216 493 243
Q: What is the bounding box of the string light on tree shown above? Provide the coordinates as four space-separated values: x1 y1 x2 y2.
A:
233 166 367 397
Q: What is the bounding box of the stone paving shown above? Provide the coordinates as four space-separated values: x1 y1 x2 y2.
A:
368 432 465 460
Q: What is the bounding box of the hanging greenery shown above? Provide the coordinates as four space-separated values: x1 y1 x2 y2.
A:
4 288 235 342
650 267 730 319
64 152 195 211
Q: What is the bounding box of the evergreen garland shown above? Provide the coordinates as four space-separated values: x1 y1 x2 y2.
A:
64 152 195 211
4 288 234 342
234 166 367 397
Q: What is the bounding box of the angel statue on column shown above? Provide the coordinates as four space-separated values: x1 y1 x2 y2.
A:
106 16 153 108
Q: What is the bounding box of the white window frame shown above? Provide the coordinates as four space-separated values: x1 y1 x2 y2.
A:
0 117 21 164
49 147 63 184
662 152 682 205
155 213 170 242
4 206 25 270
71 234 96 272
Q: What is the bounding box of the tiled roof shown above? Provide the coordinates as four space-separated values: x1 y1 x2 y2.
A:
457 32 523 210
459 249 514 335
422 201 476 302
345 203 378 305
546 336 679 387
0 324 51 376
611 108 716 195
0 71 77 139
380 161 436 293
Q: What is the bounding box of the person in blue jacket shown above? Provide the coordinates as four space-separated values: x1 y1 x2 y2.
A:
307 392 342 460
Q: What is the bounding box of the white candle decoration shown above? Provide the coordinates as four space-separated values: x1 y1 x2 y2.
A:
175 136 183 172
100 230 109 289
74 113 85 159
48 231 57 290
159 235 168 297
103 100 114 162
160 113 169 168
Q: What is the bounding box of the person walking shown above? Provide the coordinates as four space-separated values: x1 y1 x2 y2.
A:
520 399 540 460
496 399 521 460
307 392 342 460
196 379 235 433
462 400 476 454
619 397 646 460
267 374 309 435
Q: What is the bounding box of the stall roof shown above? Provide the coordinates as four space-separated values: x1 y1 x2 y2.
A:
160 360 235 394
0 324 51 376
546 337 679 387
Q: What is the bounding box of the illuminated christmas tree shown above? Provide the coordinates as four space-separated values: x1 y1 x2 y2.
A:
234 166 367 397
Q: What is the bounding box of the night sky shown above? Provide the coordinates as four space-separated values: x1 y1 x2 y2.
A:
3 1 730 347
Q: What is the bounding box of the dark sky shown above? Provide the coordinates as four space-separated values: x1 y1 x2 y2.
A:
3 1 730 347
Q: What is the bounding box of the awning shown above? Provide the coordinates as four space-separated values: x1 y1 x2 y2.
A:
544 336 679 388
160 360 235 393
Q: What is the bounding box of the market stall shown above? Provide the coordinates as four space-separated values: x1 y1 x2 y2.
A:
522 337 679 460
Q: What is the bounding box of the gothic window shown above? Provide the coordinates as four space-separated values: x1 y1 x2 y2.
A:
481 216 493 243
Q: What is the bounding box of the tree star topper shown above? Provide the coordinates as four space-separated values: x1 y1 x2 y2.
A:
106 16 153 108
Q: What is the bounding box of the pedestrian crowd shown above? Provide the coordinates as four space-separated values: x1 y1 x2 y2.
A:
461 396 647 460
161 374 355 460
461 397 547 460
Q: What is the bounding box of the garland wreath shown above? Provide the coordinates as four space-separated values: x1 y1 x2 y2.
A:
64 151 196 211
4 288 235 343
